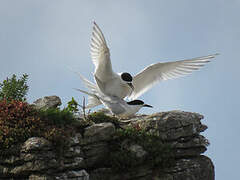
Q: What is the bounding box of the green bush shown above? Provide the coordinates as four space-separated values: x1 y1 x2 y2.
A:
38 108 76 127
0 74 29 102
108 125 175 171
0 100 76 156
64 97 79 113
0 100 41 149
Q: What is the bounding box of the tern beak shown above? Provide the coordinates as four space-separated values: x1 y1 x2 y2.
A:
127 83 134 91
143 104 153 108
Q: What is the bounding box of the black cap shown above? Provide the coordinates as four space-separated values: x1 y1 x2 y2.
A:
127 100 144 105
121 72 133 82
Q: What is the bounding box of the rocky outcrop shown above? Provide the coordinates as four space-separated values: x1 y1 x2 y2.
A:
33 96 62 109
0 110 214 180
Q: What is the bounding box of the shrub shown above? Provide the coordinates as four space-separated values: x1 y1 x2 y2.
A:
0 74 29 102
64 97 79 113
0 100 41 149
108 125 175 171
0 100 76 156
38 108 76 127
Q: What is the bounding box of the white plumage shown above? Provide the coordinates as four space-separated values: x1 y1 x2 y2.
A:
129 53 218 100
89 22 218 101
75 74 152 117
90 22 133 99
77 22 218 108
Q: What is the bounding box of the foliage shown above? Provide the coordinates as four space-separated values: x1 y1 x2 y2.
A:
0 100 41 150
0 74 29 102
0 100 76 156
77 111 174 171
38 108 76 127
108 125 175 172
109 145 141 170
64 97 79 113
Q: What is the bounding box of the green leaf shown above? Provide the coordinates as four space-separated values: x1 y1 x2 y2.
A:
0 74 29 102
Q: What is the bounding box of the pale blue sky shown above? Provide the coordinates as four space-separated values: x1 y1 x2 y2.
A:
0 1 239 179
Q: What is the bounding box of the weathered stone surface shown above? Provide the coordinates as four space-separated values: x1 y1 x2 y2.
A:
0 109 214 180
82 142 109 167
33 95 62 109
68 133 82 146
83 122 115 144
161 155 214 180
120 140 148 160
125 111 209 158
90 166 153 180
90 156 213 180
21 137 52 153
56 170 89 180
128 111 206 140
10 160 47 174
128 144 147 158
62 157 85 169
0 155 23 165
29 174 53 180
89 168 112 180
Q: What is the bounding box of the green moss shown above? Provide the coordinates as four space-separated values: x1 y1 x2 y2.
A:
84 113 175 171
108 146 141 171
107 126 175 172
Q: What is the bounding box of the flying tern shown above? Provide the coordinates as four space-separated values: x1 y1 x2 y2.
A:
91 22 134 98
90 22 218 101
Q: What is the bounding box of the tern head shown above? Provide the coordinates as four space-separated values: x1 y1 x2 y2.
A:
121 72 134 90
127 100 153 108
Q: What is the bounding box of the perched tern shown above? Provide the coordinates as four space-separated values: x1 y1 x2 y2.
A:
75 88 152 117
90 22 219 100
75 74 152 117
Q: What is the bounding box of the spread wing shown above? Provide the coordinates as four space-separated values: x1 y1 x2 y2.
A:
90 22 111 71
129 53 219 100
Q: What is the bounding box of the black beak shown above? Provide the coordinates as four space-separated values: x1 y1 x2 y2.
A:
127 83 134 91
143 104 153 108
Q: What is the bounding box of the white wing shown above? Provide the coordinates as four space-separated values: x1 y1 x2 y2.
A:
90 22 112 73
75 88 99 100
129 53 219 100
75 72 102 108
77 73 97 92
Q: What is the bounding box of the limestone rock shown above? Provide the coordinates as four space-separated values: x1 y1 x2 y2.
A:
29 174 52 180
161 155 214 180
128 111 206 140
126 111 209 158
128 144 147 158
0 110 214 180
62 157 85 170
82 142 109 167
10 160 48 175
33 95 61 109
68 133 82 146
21 137 52 153
83 122 115 144
56 170 89 180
